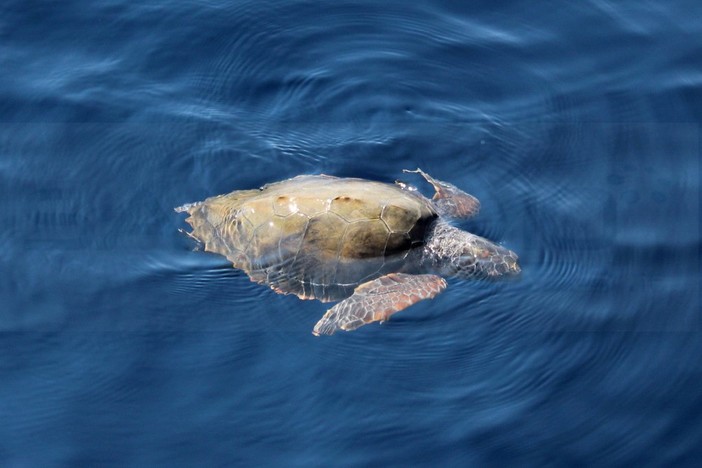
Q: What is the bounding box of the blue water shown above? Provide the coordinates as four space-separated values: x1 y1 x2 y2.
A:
1 0 701 465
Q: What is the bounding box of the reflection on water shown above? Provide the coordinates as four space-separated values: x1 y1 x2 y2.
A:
1 0 701 465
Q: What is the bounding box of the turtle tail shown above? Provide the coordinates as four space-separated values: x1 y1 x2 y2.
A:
174 200 224 249
174 201 203 214
175 189 260 256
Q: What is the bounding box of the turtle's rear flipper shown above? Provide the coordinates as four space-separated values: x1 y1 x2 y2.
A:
312 273 447 336
403 168 480 219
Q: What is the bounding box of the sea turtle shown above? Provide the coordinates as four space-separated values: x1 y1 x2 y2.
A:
176 169 520 335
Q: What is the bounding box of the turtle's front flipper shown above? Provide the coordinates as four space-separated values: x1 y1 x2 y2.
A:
312 273 447 336
403 168 480 219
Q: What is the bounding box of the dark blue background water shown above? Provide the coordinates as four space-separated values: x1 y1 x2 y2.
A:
1 0 700 465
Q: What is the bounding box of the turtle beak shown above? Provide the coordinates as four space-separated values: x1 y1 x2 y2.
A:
496 245 520 276
508 256 521 275
470 243 521 278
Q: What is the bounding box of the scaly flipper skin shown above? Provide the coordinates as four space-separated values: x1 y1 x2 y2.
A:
403 168 480 219
312 273 447 336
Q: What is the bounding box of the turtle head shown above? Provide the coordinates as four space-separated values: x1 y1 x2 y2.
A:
425 222 520 279
454 237 521 279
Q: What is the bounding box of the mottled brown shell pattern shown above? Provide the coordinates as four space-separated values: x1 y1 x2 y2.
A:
179 175 438 301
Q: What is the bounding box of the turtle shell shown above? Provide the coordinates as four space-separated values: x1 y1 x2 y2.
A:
179 175 438 301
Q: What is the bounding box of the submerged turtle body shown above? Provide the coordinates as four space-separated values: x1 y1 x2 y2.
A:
179 175 438 301
177 169 520 335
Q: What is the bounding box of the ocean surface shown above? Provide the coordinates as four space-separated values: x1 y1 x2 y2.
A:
1 0 701 465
